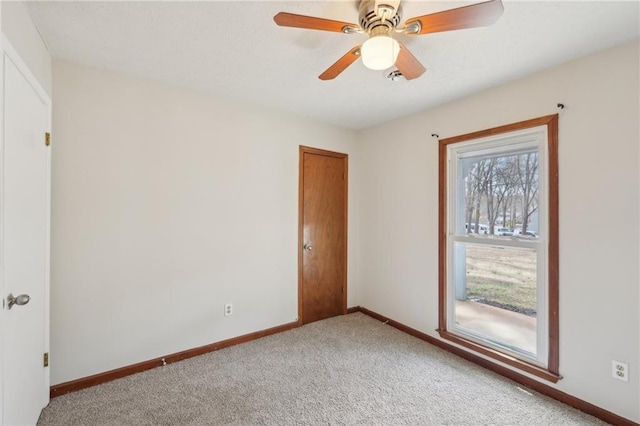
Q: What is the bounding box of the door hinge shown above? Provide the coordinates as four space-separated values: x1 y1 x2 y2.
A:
43 352 49 367
45 132 51 147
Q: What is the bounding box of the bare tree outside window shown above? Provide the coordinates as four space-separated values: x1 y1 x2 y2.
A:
517 153 539 234
463 153 539 236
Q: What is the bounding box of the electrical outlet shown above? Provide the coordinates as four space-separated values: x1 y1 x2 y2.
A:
612 360 628 382
224 303 232 317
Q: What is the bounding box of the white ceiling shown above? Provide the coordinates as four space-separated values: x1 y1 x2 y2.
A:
26 1 640 130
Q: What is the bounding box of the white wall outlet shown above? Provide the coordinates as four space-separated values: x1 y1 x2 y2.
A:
612 360 628 382
224 303 232 317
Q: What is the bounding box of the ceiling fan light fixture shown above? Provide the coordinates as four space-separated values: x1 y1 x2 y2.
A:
361 35 399 71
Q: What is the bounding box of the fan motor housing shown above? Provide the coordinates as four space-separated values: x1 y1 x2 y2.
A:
358 0 402 35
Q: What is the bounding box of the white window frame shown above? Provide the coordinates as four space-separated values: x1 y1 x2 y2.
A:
446 127 548 366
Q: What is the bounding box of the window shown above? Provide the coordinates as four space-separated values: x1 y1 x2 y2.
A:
438 115 559 382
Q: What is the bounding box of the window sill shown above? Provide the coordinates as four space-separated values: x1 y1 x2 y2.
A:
437 329 562 383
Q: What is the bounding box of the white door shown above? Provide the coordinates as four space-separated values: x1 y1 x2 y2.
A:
1 46 51 426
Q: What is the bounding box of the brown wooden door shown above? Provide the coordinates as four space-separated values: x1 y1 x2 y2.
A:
299 146 347 325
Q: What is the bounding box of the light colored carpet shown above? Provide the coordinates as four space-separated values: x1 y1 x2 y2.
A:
38 313 607 425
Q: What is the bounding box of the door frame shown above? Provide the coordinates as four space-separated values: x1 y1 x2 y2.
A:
0 33 52 422
298 146 348 326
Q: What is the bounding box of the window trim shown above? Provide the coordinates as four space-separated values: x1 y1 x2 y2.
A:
448 128 548 367
437 114 560 383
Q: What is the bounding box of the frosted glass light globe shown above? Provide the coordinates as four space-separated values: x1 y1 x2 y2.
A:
361 35 400 71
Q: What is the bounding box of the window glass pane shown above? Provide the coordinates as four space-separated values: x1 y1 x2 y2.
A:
456 151 539 239
452 243 537 357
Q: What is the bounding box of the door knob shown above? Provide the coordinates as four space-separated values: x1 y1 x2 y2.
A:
6 293 30 310
303 242 313 252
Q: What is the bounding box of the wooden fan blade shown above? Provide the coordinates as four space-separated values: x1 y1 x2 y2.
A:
395 43 426 80
405 0 503 36
274 12 359 33
319 46 362 80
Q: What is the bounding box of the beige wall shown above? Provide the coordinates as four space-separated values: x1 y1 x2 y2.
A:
50 36 638 421
1 1 51 96
357 40 640 422
50 59 360 385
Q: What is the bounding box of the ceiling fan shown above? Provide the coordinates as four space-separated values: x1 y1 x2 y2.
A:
274 0 503 81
